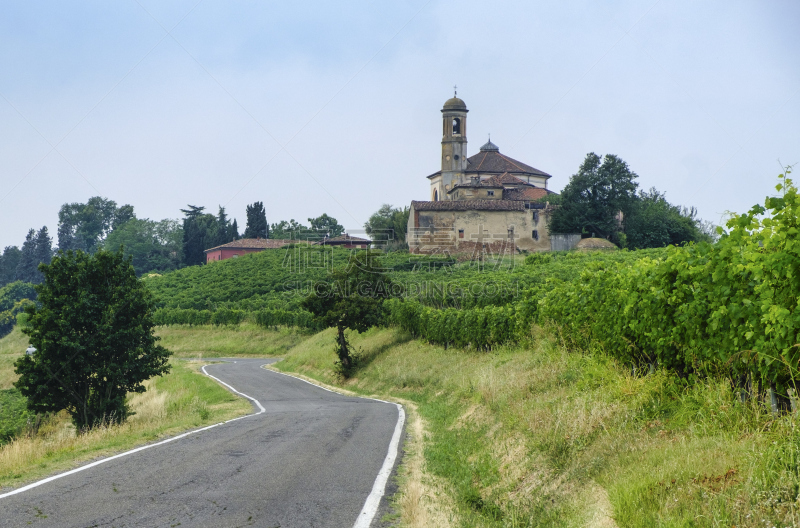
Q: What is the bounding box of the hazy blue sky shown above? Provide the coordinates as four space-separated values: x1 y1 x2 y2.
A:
1 0 798 249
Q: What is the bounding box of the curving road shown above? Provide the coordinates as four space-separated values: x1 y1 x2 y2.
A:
0 359 404 528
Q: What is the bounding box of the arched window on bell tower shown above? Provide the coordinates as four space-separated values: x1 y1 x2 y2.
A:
452 118 461 136
434 189 439 201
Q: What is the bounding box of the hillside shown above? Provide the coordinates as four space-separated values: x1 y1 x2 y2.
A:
272 326 796 528
143 243 666 323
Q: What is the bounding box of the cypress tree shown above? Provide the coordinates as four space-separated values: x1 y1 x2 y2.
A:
34 227 53 268
0 246 22 286
244 201 268 239
180 205 206 267
16 229 40 283
215 206 234 247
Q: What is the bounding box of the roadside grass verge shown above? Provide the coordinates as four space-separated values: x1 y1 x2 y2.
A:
155 323 305 357
0 352 252 490
0 326 28 390
0 322 282 488
274 326 800 528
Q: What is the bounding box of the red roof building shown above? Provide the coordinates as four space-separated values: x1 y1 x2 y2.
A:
318 234 371 249
204 238 294 263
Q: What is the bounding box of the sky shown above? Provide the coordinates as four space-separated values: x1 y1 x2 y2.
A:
1 0 798 249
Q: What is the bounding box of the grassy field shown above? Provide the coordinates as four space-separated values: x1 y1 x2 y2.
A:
275 326 800 528
0 327 254 490
155 323 306 357
4 318 799 526
0 326 29 390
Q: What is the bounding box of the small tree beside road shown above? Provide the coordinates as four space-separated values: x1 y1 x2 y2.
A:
302 252 394 376
14 249 171 430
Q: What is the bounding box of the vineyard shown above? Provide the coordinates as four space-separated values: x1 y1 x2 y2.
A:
143 173 800 401
144 236 662 331
386 173 800 402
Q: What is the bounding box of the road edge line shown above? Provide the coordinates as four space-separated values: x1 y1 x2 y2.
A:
0 363 266 500
262 366 405 528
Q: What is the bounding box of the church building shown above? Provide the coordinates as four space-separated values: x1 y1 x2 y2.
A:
407 95 561 254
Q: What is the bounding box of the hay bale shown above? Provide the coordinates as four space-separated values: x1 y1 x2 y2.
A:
574 238 617 251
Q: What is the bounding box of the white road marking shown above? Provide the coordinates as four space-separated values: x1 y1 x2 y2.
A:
0 363 266 500
263 367 406 528
353 403 405 528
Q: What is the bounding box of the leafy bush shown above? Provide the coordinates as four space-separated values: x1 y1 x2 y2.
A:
538 171 800 399
254 309 318 330
0 282 36 338
0 389 29 444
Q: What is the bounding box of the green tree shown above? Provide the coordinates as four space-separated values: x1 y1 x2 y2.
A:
34 227 53 269
0 281 37 312
364 204 410 245
103 218 183 275
548 153 639 242
213 206 237 247
16 227 53 284
624 188 706 249
113 205 136 229
57 197 135 253
0 281 37 338
0 246 22 286
309 213 345 238
270 219 310 240
180 205 219 266
301 252 394 375
14 249 171 430
16 229 40 284
243 202 269 239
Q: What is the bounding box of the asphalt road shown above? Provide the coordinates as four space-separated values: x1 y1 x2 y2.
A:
0 359 404 528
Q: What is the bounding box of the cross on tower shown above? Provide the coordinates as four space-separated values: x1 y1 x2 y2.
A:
454 85 457 97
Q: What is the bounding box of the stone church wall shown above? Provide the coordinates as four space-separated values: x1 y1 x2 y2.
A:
407 206 553 254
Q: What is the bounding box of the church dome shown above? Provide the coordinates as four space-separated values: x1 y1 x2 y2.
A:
442 96 467 110
479 139 499 152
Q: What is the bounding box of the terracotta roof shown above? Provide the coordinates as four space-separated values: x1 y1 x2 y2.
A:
484 172 531 186
321 234 371 244
503 187 556 201
465 150 552 179
204 238 294 252
412 200 525 212
448 179 504 193
448 173 552 196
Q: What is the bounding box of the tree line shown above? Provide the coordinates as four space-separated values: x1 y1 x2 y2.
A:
548 152 715 248
0 197 407 283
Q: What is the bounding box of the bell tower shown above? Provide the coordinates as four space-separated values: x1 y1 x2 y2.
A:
436 89 468 200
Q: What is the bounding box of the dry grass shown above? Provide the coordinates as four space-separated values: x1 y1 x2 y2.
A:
273 326 796 527
262 364 459 527
0 360 251 489
0 379 167 481
156 323 305 358
397 402 458 528
588 485 618 528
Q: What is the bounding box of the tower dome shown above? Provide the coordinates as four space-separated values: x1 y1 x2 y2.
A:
442 96 467 111
479 138 499 152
